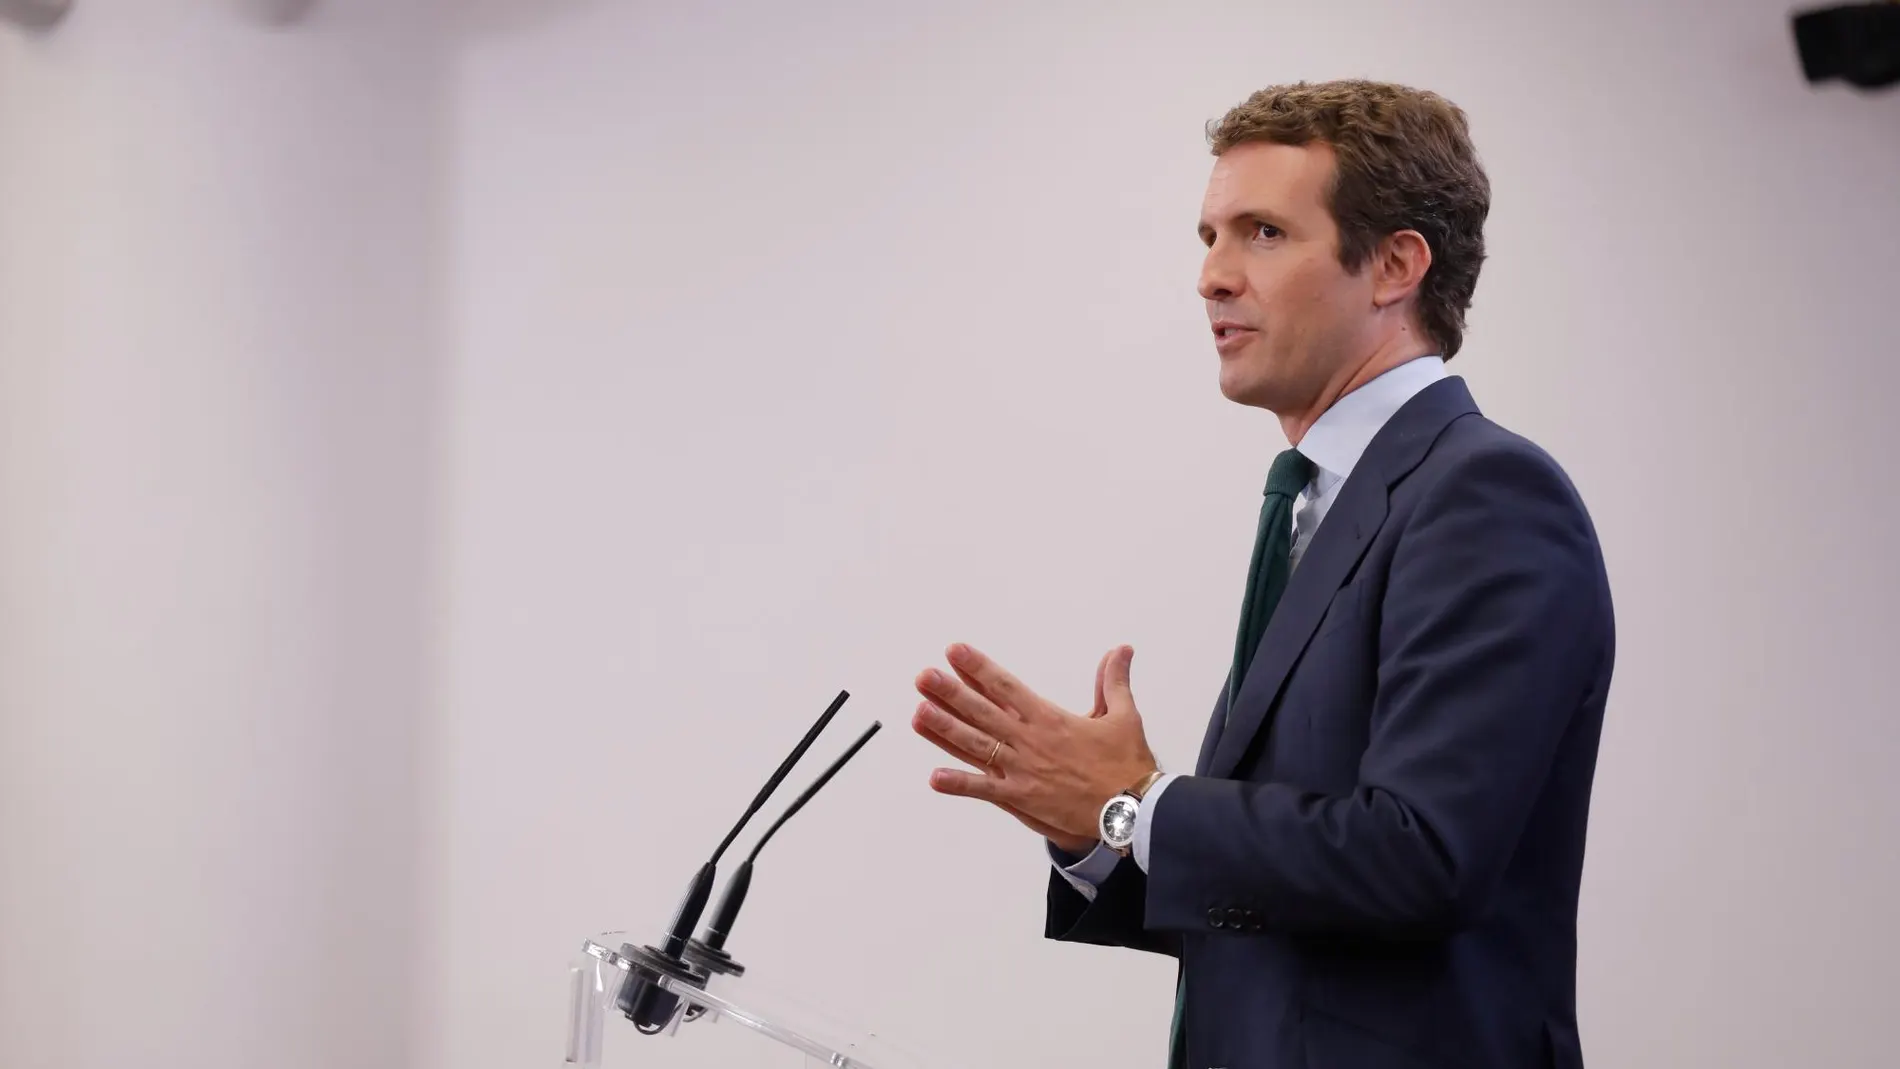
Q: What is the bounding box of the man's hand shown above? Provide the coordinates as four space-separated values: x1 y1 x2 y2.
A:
910 642 1159 853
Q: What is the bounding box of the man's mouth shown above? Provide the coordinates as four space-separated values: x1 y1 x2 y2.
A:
1213 322 1258 351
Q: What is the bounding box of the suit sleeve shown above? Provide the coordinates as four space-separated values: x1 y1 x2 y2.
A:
1143 444 1611 939
1045 856 1182 958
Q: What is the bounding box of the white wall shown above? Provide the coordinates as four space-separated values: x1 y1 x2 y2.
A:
0 4 444 1068
4 2 1896 1068
436 3 1900 1069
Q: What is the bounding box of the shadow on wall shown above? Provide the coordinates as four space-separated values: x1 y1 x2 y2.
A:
242 0 321 28
453 0 606 41
0 0 331 30
0 0 72 31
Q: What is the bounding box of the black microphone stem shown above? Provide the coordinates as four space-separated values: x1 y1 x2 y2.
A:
657 689 850 960
702 720 882 952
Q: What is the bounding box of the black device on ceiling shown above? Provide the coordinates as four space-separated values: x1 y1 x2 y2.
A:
1793 2 1900 90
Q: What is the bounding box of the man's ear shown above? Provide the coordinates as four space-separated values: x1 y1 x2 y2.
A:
1371 229 1432 310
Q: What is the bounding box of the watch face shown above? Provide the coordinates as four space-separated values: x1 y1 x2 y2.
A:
1100 795 1139 847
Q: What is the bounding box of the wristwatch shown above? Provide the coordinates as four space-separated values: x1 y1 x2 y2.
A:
1098 769 1166 856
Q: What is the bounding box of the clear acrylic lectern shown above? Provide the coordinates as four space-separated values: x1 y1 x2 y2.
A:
565 930 949 1069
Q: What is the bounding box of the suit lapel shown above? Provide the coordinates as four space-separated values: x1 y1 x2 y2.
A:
1203 376 1480 780
1206 473 1386 778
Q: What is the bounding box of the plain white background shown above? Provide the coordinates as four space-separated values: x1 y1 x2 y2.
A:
3 1 1897 1068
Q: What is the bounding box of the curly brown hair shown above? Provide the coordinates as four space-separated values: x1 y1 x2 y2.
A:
1206 80 1490 358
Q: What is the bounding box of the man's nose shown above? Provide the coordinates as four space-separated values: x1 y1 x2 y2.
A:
1198 248 1241 302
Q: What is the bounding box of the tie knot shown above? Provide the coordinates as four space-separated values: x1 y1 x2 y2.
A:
1264 448 1313 499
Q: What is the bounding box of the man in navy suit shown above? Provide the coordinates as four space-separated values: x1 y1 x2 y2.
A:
911 79 1613 1069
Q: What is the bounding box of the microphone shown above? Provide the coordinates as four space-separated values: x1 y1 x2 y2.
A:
684 719 883 984
615 689 851 1033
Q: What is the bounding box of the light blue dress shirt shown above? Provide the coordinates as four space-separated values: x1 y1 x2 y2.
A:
1052 355 1449 899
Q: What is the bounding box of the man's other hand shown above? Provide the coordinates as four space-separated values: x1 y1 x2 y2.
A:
910 642 1158 849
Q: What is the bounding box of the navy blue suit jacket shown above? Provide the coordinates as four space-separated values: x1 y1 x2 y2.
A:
1046 377 1614 1069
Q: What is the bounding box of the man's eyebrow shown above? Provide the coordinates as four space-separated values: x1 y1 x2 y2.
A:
1198 207 1291 240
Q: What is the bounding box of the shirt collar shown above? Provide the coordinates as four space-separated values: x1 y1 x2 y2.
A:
1297 355 1448 492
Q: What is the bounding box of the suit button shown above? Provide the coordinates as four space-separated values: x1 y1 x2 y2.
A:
1245 910 1264 932
1226 907 1245 929
1206 907 1224 928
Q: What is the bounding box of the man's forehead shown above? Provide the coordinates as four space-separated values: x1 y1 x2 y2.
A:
1203 160 1241 200
1200 141 1330 218
1200 160 1271 221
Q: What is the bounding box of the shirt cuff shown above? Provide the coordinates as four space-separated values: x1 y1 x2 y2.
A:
1132 773 1178 875
1047 839 1120 901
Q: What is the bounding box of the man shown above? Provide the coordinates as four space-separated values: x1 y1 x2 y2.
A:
911 80 1613 1069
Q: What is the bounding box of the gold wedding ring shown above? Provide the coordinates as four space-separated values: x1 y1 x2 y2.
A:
983 739 1001 768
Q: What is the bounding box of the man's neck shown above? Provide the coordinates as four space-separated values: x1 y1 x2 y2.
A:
1279 336 1438 446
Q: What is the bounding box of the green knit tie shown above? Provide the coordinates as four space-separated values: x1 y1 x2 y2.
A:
1169 446 1311 1069
1227 447 1314 713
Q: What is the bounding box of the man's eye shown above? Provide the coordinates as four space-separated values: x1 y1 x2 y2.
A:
1255 223 1282 240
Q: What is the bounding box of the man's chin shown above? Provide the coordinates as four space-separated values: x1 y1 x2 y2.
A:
1217 366 1278 410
